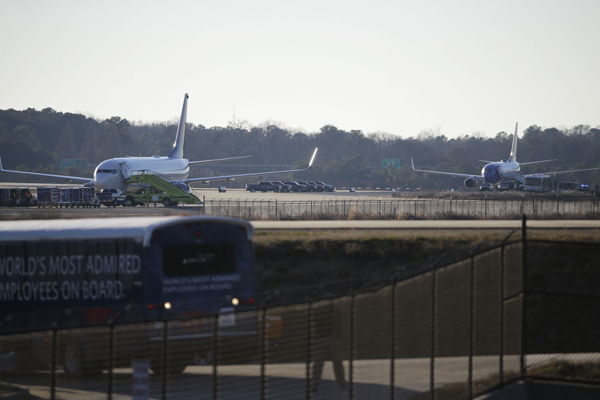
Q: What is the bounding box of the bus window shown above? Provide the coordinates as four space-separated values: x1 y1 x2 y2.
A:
162 243 236 276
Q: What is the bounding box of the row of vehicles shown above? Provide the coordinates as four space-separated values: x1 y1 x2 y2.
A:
246 180 335 193
479 177 593 193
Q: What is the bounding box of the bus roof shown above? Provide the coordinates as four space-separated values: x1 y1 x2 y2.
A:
0 216 254 247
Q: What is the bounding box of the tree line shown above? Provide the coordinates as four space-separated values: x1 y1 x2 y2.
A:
1 106 599 190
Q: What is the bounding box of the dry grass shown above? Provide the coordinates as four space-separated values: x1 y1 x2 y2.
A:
412 360 600 399
392 190 599 200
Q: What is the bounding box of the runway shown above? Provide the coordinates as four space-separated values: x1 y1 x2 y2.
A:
0 185 599 232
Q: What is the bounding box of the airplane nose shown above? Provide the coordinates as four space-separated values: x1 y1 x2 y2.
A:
94 174 112 190
483 168 500 184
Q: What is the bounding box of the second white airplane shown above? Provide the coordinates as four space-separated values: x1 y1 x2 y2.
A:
0 94 318 192
411 123 600 188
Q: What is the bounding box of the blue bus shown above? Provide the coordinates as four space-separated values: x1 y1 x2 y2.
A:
0 216 257 374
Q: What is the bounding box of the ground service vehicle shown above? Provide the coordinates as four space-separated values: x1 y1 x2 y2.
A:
0 216 258 375
0 188 36 207
496 181 514 191
126 186 201 207
577 184 591 192
524 175 552 192
125 170 202 206
560 182 578 191
36 187 60 208
479 182 493 192
97 188 126 207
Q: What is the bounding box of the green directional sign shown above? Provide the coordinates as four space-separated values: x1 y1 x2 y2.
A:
61 159 88 172
382 158 400 169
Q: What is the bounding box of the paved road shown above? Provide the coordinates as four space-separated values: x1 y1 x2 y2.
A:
2 357 511 400
7 353 595 400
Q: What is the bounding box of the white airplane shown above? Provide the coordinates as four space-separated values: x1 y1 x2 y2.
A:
411 123 600 189
0 94 318 192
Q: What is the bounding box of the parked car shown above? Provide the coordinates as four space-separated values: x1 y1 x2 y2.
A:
246 182 280 193
297 181 318 192
479 182 493 192
270 181 292 192
283 181 309 192
315 181 335 192
307 181 326 192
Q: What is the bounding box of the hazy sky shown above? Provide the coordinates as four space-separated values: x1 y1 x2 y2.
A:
1 0 598 138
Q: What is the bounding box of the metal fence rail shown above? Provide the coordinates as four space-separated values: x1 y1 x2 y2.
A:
2 220 600 399
200 195 599 219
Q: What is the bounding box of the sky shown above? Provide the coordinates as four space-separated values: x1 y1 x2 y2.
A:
1 0 599 138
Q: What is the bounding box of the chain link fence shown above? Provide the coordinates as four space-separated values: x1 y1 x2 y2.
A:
1 222 600 399
200 195 599 219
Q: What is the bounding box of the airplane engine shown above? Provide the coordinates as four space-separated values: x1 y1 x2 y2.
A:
81 182 96 189
172 181 191 193
464 176 477 189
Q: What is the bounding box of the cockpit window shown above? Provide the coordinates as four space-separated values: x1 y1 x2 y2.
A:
97 169 118 174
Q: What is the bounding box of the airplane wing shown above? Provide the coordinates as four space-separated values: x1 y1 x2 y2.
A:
411 157 482 179
182 148 318 184
525 166 600 177
188 155 251 166
0 157 93 184
519 159 557 165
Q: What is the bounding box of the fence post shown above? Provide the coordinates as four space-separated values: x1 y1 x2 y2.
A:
498 229 516 389
107 322 115 400
350 291 355 400
305 299 312 400
390 277 396 400
500 240 505 389
213 313 219 400
485 195 488 219
469 252 475 399
275 199 278 220
520 215 528 381
431 269 436 400
161 319 168 400
260 306 267 400
51 327 57 400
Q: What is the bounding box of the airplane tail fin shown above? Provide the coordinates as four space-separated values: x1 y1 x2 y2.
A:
168 93 189 159
508 122 518 163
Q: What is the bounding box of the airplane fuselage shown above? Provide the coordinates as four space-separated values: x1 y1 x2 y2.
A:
94 157 189 191
481 161 520 184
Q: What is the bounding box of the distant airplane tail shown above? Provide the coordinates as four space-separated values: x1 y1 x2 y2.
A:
168 93 189 159
508 122 518 163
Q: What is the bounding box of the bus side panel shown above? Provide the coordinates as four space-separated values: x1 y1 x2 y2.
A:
0 239 146 369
